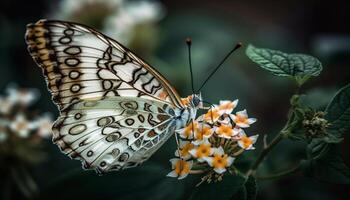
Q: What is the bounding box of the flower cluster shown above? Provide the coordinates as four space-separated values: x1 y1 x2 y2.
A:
55 0 164 45
0 85 53 164
167 99 258 180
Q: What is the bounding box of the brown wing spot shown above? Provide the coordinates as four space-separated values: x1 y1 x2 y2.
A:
147 130 157 138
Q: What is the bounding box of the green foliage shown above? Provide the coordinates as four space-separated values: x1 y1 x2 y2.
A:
325 84 350 137
301 84 350 184
245 45 322 86
38 163 186 200
235 176 257 200
301 147 350 184
189 175 246 200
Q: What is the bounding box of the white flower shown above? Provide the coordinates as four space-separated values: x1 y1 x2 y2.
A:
6 85 39 106
174 140 195 160
175 121 197 139
192 123 214 145
231 109 257 128
189 139 214 162
0 130 8 142
237 131 259 150
204 147 235 174
10 114 35 138
34 114 53 138
167 158 193 180
218 99 239 115
104 0 165 44
0 96 13 114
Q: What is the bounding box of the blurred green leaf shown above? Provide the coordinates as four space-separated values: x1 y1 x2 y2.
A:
325 83 350 137
301 147 350 184
188 175 245 200
235 176 257 200
38 163 186 200
246 45 322 86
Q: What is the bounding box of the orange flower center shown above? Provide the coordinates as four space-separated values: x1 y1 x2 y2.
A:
235 114 248 124
241 136 252 148
212 154 229 169
183 122 198 138
217 124 233 137
180 143 194 157
196 143 211 158
174 160 190 175
195 126 212 140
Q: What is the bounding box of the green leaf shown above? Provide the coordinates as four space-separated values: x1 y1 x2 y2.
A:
306 138 330 160
246 45 322 85
301 147 350 184
38 163 186 200
325 84 350 137
235 176 257 200
189 175 245 200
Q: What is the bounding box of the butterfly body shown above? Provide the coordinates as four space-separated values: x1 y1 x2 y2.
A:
25 19 201 172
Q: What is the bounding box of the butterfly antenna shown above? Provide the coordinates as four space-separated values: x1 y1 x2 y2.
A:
186 37 195 93
197 42 242 92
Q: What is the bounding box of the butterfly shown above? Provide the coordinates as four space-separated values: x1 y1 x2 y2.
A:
25 19 203 173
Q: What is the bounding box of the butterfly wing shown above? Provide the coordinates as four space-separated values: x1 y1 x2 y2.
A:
25 19 183 110
25 19 186 172
54 96 175 173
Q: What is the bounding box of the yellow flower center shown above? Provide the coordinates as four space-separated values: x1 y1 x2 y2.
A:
195 143 212 158
216 124 233 137
241 135 252 148
212 154 229 169
204 109 220 123
195 126 212 140
183 122 198 138
174 159 190 175
180 143 194 157
235 114 248 124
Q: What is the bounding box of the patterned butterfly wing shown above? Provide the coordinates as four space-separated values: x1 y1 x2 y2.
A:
25 19 187 172
25 19 183 110
54 97 176 172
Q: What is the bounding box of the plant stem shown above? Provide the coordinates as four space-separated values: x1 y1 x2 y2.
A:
255 162 301 180
245 131 286 177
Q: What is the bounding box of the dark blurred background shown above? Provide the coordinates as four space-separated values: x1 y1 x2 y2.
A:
0 0 349 199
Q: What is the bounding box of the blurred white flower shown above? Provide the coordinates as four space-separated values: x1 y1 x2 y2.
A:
0 132 7 142
6 85 39 106
104 0 165 44
0 96 13 114
10 114 36 138
34 114 53 138
56 0 165 45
